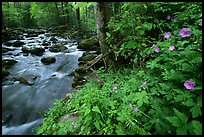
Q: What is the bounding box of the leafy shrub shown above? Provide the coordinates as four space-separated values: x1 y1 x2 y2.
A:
36 2 202 135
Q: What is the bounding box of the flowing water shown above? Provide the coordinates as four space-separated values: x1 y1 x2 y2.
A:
2 30 84 135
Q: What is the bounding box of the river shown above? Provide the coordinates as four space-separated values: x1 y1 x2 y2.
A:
2 30 84 135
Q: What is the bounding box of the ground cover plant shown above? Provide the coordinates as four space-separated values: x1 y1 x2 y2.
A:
35 2 202 135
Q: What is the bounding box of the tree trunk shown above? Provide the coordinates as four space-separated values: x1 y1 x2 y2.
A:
76 7 80 26
61 2 66 25
64 2 69 24
95 2 113 67
85 7 88 28
55 2 63 25
7 2 10 26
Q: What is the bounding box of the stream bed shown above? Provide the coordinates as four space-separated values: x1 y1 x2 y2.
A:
2 30 84 135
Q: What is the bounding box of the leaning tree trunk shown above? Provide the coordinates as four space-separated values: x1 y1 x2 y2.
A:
95 2 113 67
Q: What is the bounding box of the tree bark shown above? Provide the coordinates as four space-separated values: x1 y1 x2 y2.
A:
61 2 66 25
95 2 113 67
64 2 69 24
55 2 63 25
76 7 80 26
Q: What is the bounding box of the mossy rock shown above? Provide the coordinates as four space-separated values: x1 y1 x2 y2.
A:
78 53 95 62
22 46 31 53
13 40 25 47
28 33 39 37
2 59 18 69
41 57 56 65
78 35 99 51
50 37 58 43
17 77 34 86
49 44 68 53
2 47 14 53
31 47 45 56
3 41 13 46
2 69 10 78
50 32 59 36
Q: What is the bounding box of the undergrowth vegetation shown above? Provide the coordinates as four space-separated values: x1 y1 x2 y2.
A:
36 2 202 135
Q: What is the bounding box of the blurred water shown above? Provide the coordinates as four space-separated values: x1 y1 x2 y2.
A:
2 30 84 135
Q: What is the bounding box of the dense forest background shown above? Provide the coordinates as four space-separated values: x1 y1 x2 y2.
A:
2 2 96 30
2 2 202 135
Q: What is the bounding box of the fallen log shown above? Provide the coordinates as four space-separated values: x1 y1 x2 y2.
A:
82 50 112 71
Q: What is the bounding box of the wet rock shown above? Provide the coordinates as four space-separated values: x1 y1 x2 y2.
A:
2 69 10 79
28 33 39 37
3 41 13 46
2 59 18 69
31 47 45 56
41 41 49 46
78 52 96 62
49 43 68 53
22 46 31 53
2 47 14 53
41 57 56 65
16 35 24 40
23 53 29 56
50 32 59 36
78 35 99 51
50 37 58 43
13 40 25 47
17 77 34 86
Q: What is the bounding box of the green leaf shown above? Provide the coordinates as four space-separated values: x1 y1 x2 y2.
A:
84 108 91 116
135 26 142 30
106 32 110 38
143 23 152 31
190 105 201 118
92 106 101 114
173 108 188 124
94 121 100 130
166 116 182 127
183 98 195 107
58 122 64 128
196 95 202 107
139 30 145 35
58 128 66 135
126 41 136 49
192 120 202 135
181 63 193 72
176 126 188 135
137 100 143 107
115 129 125 135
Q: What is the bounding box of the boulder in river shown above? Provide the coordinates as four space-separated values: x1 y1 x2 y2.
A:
2 59 18 69
3 41 13 46
2 47 14 53
49 43 68 53
31 47 45 56
13 40 25 47
78 35 100 51
22 46 31 53
28 33 39 37
2 69 10 80
41 57 56 65
50 37 58 43
16 35 24 40
15 77 34 86
41 41 49 46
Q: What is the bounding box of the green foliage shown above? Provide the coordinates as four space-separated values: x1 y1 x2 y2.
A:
36 2 201 135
